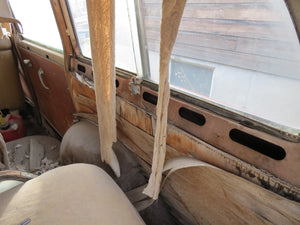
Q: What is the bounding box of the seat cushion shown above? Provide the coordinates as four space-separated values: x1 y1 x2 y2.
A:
0 164 145 225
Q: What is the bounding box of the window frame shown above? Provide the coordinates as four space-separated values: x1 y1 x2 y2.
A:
62 0 300 142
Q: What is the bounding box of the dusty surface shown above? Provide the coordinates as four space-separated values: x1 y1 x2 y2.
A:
6 135 60 175
0 164 145 225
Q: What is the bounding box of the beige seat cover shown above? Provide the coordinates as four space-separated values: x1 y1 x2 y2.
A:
0 164 145 225
0 38 24 110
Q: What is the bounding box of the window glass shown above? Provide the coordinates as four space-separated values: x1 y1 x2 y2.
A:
68 0 137 73
170 58 214 96
9 0 63 51
141 0 300 129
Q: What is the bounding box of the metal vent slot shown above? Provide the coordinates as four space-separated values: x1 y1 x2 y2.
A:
179 107 206 126
143 92 158 105
229 129 286 160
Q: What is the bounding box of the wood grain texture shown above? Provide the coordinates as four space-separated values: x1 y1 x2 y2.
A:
73 96 300 223
170 42 299 78
18 47 75 136
162 166 300 225
141 86 300 188
60 68 300 190
50 0 73 58
116 98 300 200
144 3 280 22
117 116 183 165
116 97 152 135
144 0 187 199
50 0 90 129
70 75 97 113
86 0 120 176
117 111 300 224
142 0 300 78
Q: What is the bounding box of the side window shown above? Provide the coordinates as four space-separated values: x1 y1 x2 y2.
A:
68 0 137 73
141 0 300 130
170 58 214 96
9 0 63 51
66 0 300 131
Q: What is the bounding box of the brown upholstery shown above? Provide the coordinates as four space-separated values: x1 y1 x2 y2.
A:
0 164 145 225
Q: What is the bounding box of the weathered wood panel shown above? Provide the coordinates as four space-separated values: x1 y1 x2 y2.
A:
144 3 281 22
66 71 300 189
116 105 300 225
162 166 300 225
70 76 97 113
142 0 300 78
148 41 299 77
116 97 153 135
69 69 300 223
145 17 292 42
143 86 300 187
146 29 298 60
117 116 182 165
117 96 300 197
86 0 120 177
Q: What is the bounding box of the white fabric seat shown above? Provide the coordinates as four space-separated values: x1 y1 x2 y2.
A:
0 163 145 225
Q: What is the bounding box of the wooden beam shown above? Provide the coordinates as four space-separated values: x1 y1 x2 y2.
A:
143 0 187 200
86 0 120 177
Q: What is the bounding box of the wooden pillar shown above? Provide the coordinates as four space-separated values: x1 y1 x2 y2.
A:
143 0 186 199
86 0 120 177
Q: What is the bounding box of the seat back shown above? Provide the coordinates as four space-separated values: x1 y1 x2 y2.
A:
0 37 24 110
0 164 146 225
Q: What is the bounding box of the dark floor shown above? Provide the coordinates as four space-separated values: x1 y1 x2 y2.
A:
19 103 48 137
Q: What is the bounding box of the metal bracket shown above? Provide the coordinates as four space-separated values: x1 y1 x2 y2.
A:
129 76 143 95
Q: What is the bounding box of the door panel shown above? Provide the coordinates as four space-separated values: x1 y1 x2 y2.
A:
18 46 75 135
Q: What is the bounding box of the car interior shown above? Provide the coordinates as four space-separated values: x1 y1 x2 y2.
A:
0 0 300 224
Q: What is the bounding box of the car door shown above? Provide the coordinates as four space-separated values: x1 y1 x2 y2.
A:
9 0 75 136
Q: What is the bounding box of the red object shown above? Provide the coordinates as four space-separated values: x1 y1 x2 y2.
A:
0 114 25 142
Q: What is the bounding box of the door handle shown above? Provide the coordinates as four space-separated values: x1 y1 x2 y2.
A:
38 68 50 90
